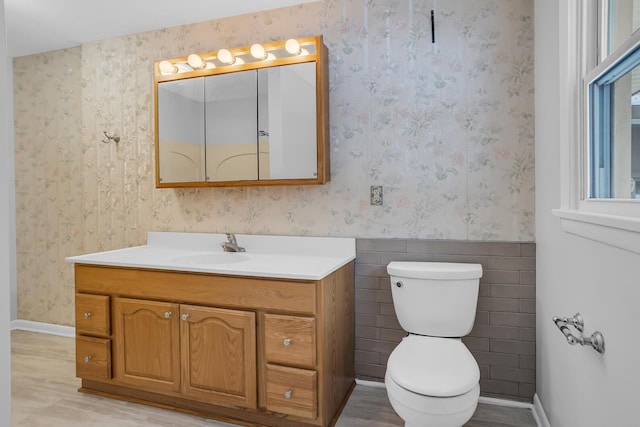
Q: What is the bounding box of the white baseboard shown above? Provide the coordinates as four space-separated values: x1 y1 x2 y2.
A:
478 395 534 410
10 319 75 338
356 378 542 426
533 393 551 427
355 378 386 388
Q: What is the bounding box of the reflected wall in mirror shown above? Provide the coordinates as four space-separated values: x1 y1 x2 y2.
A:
258 62 318 180
154 36 329 188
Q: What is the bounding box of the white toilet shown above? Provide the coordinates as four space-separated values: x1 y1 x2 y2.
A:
385 261 483 427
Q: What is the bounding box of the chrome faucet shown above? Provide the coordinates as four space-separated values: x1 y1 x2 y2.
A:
221 233 245 252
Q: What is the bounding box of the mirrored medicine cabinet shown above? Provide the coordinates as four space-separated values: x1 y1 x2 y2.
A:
154 35 330 188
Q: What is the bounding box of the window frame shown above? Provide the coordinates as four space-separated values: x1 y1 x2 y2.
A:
552 0 640 254
586 32 640 199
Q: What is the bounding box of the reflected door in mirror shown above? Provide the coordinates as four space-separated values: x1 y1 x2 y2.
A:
205 71 259 182
157 78 206 183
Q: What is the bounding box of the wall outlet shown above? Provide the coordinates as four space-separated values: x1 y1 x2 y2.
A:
370 186 383 206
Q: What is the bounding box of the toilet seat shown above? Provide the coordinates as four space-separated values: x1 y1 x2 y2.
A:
385 371 480 417
386 335 480 397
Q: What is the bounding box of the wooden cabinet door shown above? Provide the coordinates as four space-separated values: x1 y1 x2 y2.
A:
180 304 256 409
113 298 180 393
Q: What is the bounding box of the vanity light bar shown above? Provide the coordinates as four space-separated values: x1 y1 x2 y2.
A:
156 37 315 77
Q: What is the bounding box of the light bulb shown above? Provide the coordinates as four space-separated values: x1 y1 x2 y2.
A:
285 39 301 55
250 43 267 60
187 54 205 70
217 49 235 65
159 60 177 74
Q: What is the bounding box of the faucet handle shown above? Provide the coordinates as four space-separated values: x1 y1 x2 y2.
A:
221 233 245 252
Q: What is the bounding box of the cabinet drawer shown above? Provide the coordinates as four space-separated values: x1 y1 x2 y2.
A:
76 293 110 336
264 314 315 368
76 336 111 380
265 364 317 419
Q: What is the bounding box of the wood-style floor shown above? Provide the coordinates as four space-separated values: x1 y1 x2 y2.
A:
11 331 537 427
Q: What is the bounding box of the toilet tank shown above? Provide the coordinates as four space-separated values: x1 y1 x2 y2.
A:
387 262 482 337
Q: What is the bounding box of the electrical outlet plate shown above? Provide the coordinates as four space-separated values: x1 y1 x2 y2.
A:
370 186 383 206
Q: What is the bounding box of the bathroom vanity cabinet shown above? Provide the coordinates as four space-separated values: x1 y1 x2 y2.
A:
74 262 355 427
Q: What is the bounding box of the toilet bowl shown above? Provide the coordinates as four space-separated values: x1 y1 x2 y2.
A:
384 262 483 427
385 335 480 427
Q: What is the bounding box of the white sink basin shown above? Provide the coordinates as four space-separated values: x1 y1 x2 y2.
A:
171 252 249 266
66 232 356 280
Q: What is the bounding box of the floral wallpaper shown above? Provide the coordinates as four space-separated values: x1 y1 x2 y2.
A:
14 48 83 325
14 0 534 325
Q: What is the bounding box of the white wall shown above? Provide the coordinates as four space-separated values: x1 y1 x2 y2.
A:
536 1 640 425
8 57 15 321
0 0 13 423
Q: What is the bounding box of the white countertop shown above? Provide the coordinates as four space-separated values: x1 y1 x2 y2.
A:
66 232 356 280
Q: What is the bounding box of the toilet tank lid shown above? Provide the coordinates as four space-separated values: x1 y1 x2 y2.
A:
387 262 482 280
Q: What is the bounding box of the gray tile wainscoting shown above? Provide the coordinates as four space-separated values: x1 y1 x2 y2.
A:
354 239 536 402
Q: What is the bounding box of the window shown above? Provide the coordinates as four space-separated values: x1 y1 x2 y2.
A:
587 0 640 199
552 0 640 254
